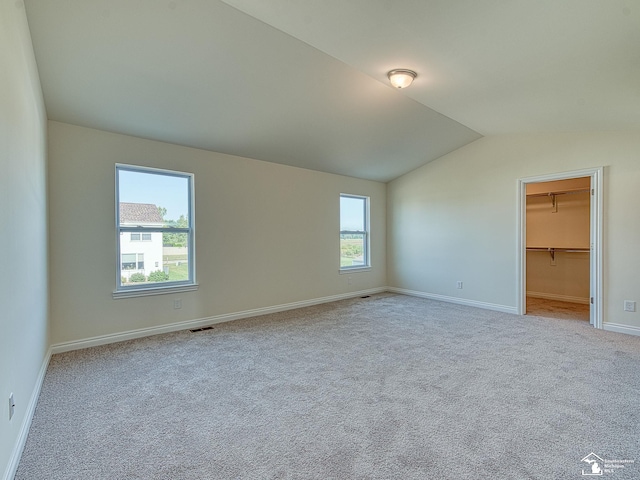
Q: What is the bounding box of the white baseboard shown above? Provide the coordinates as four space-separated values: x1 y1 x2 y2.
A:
3 347 52 480
527 291 590 304
388 287 519 315
603 322 640 337
51 287 387 354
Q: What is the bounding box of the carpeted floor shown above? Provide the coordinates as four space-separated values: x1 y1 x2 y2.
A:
16 293 640 479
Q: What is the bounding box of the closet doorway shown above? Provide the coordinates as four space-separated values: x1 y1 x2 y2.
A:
517 168 603 328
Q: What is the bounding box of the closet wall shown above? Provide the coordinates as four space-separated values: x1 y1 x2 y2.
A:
526 178 590 303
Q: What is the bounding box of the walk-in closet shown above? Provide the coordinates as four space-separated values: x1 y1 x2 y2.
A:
525 177 591 321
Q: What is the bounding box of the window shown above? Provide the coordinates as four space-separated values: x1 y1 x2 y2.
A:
340 194 370 270
121 253 144 271
130 233 152 241
121 253 137 270
115 164 196 295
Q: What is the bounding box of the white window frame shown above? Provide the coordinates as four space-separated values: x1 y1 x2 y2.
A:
114 164 198 298
339 193 371 272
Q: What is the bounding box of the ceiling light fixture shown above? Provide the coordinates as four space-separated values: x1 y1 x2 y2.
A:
387 69 417 89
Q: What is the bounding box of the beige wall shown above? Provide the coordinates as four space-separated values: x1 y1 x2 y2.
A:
0 2 49 478
526 192 590 248
526 251 590 301
388 132 640 329
526 188 590 301
48 121 386 345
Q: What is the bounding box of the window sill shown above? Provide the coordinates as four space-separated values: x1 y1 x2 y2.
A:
113 283 199 299
339 267 371 274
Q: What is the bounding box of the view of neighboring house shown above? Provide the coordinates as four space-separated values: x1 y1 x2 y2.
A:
119 202 164 282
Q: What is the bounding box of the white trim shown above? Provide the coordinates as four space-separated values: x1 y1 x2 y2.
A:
603 323 640 337
53 288 387 354
517 167 604 329
526 291 590 305
339 268 371 274
113 283 199 299
3 347 52 480
388 287 518 315
592 168 604 328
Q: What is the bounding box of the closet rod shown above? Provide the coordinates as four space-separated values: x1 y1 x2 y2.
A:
526 247 590 252
526 247 590 261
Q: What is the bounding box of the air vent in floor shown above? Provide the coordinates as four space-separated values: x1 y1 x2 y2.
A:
190 326 214 332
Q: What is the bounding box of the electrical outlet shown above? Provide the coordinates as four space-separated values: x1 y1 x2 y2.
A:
9 393 15 420
348 277 352 286
623 300 636 312
173 299 182 310
457 281 463 289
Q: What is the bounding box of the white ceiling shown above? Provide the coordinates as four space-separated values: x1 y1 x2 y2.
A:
24 1 640 182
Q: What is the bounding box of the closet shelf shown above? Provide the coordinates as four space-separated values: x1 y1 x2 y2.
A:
527 188 590 212
526 247 590 261
526 188 590 198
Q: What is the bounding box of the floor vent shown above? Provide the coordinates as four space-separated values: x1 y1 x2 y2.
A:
361 295 371 298
190 326 214 333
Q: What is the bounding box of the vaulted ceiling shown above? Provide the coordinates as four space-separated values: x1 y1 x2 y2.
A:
24 0 640 182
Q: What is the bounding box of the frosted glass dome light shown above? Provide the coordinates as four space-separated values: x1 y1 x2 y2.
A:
387 69 417 89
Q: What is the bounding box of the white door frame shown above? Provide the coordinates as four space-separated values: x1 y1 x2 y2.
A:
516 167 603 328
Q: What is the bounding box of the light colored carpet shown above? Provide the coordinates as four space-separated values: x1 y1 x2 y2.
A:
16 293 640 479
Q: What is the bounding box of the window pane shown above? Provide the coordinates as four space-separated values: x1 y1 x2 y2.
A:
340 196 365 231
130 233 140 241
118 169 190 228
340 233 366 267
119 234 191 285
161 243 190 282
142 233 152 241
121 253 136 270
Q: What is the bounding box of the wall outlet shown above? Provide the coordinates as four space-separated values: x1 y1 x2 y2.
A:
456 281 463 289
173 299 182 310
623 300 636 312
9 393 15 420
348 276 352 286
